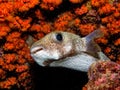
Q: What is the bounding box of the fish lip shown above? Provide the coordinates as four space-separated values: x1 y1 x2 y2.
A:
31 48 43 54
30 46 44 54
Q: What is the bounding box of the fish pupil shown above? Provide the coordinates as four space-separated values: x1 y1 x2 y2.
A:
56 33 63 41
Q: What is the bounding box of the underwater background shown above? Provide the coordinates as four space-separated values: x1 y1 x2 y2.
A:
0 0 120 90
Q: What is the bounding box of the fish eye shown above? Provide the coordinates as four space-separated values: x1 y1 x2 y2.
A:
56 33 63 41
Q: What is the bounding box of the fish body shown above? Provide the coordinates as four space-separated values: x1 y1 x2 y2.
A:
30 30 109 72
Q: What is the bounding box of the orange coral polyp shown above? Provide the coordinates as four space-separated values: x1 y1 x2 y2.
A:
16 65 29 73
18 72 31 82
0 77 17 89
31 22 51 33
0 25 10 38
91 0 108 7
6 32 21 42
15 39 26 50
0 69 6 79
69 0 83 4
42 0 62 5
75 5 88 15
17 0 39 12
113 10 120 17
96 37 108 45
4 43 15 51
114 38 120 46
54 12 74 30
104 47 111 54
0 58 4 66
74 18 81 26
0 2 14 19
40 0 62 10
0 31 7 38
2 64 16 71
3 54 16 64
98 4 115 15
31 24 41 32
35 9 45 20
17 58 26 64
79 24 96 36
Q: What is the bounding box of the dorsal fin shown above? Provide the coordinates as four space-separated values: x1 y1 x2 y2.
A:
26 35 34 48
84 29 103 43
82 29 103 58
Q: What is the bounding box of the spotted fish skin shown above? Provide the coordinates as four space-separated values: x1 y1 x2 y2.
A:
30 30 109 72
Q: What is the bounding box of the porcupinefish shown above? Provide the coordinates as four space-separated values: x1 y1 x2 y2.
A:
30 30 109 72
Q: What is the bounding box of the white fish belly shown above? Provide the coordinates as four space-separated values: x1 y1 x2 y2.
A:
50 53 97 72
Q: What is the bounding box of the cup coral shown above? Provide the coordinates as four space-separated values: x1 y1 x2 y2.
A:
0 0 120 89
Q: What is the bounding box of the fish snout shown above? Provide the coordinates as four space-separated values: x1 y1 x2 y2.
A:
30 46 44 54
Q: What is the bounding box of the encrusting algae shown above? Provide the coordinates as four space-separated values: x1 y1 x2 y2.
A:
85 60 120 90
0 0 120 90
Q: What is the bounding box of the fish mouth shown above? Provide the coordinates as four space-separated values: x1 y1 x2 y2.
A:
30 45 45 54
31 46 44 54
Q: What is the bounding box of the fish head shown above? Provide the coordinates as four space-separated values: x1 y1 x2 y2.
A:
30 31 81 66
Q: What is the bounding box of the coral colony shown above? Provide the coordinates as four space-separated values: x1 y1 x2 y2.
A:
0 0 120 89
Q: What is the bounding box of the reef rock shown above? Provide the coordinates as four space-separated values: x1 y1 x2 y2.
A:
86 60 120 90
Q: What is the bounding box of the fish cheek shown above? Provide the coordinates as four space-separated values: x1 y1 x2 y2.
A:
32 52 42 60
58 43 75 59
31 54 44 66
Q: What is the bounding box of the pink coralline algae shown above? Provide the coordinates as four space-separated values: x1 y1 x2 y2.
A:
85 60 120 90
